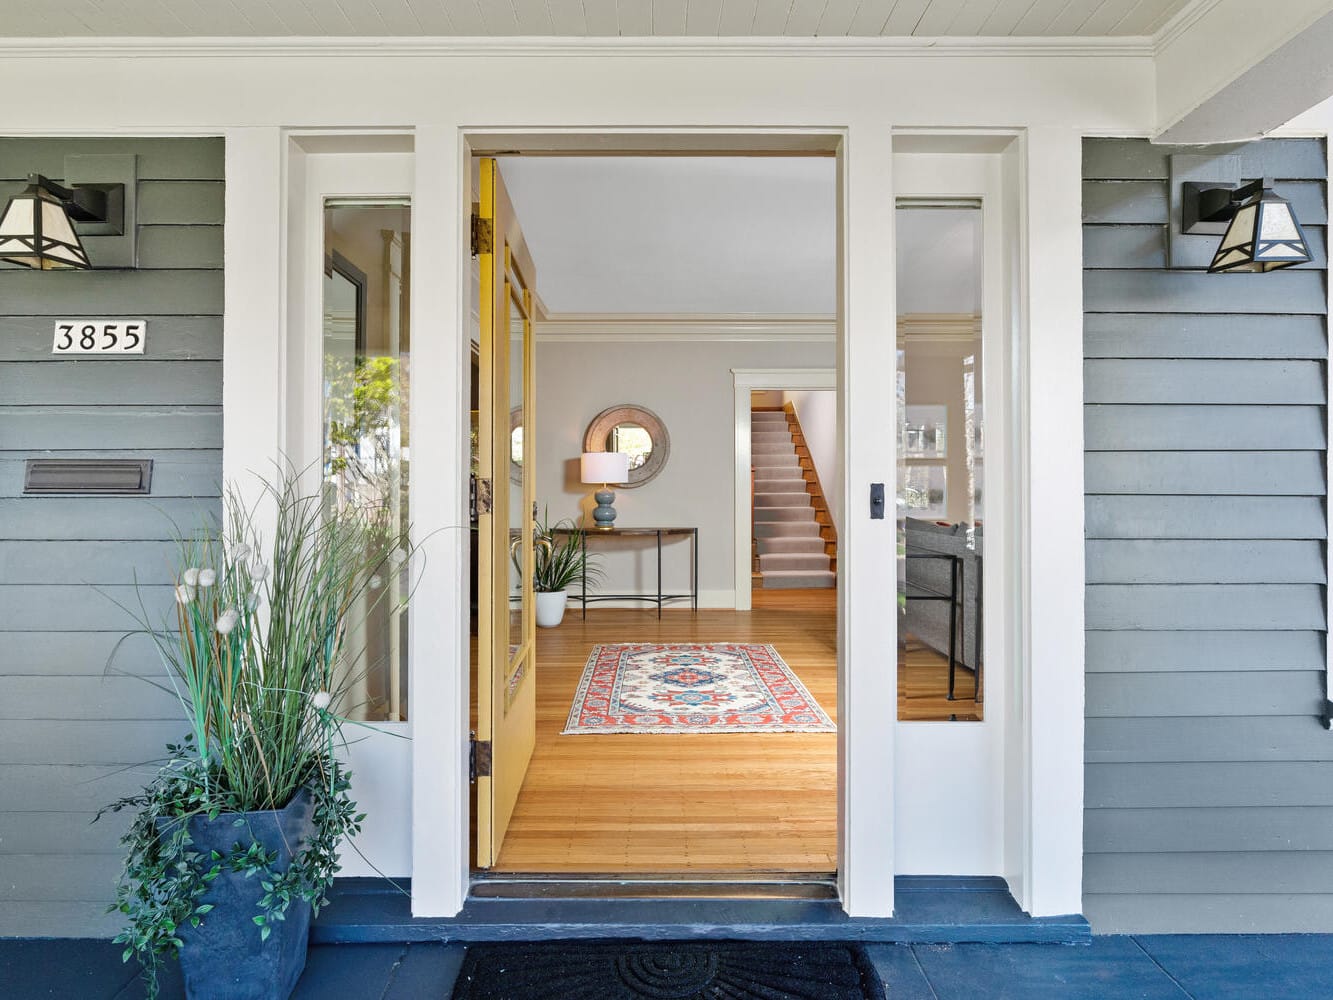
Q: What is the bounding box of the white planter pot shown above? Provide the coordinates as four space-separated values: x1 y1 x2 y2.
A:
536 590 569 628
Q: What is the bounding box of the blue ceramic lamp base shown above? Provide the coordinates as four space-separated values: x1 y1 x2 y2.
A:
592 488 618 530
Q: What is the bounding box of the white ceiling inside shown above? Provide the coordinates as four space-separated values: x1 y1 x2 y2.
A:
497 155 979 316
895 205 982 315
2 0 1197 38
499 156 836 314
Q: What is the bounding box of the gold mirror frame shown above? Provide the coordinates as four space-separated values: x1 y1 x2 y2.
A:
583 404 670 489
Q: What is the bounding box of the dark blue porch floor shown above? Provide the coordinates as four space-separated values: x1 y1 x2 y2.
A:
311 876 1090 944
4 934 1333 999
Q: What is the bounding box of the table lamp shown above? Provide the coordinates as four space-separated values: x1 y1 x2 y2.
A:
580 451 631 530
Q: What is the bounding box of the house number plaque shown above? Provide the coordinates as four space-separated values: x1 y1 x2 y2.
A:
52 319 147 355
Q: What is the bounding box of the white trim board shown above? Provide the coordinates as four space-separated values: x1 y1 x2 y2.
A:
0 36 1157 60
732 367 837 614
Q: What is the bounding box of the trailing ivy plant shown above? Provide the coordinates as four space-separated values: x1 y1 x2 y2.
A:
99 743 361 1000
98 468 412 999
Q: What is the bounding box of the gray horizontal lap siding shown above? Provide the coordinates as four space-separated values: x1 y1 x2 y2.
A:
1082 137 1331 934
0 137 222 937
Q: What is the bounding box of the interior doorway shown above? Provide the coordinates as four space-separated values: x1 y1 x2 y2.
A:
467 153 840 878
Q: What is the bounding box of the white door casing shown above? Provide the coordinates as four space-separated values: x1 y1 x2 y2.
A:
225 124 1085 921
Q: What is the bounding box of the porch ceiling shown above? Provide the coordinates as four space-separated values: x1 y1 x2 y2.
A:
3 0 1196 39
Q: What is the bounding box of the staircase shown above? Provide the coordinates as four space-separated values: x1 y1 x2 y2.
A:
751 407 836 590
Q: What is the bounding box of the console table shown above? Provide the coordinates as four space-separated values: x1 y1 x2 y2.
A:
552 526 698 619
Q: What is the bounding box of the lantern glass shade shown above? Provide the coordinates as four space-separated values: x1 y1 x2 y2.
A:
0 183 92 270
1208 187 1312 273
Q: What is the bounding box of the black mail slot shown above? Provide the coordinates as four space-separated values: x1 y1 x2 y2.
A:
23 459 153 495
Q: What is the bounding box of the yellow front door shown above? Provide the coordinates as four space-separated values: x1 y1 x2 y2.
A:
475 157 538 868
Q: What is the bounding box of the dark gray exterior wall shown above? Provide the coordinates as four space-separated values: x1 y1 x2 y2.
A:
0 138 222 936
1083 137 1332 932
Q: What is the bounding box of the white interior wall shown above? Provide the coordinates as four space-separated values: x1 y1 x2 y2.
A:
783 389 840 534
535 337 835 605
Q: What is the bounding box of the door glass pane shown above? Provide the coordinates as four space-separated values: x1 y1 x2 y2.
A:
507 282 529 671
322 200 411 722
896 203 984 722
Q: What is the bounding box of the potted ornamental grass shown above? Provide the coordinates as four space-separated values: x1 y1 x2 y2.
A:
100 471 411 1000
513 509 602 628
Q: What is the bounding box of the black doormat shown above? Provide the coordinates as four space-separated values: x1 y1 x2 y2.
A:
450 940 886 1000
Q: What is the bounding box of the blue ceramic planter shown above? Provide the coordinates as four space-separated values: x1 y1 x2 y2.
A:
170 788 315 1000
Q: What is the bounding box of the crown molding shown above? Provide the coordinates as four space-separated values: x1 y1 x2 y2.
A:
1152 0 1225 55
0 34 1155 60
536 314 835 343
533 312 979 343
898 313 982 342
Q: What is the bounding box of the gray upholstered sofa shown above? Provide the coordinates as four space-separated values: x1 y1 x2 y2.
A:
902 517 982 679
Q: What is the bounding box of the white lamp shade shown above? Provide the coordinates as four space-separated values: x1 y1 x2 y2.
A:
581 451 630 485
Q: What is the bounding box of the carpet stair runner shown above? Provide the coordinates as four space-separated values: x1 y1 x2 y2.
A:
752 408 836 589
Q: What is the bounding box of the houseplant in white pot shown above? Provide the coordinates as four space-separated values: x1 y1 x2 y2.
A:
100 471 411 1000
515 509 601 628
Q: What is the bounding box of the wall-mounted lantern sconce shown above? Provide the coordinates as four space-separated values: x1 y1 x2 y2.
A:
1183 175 1313 273
0 175 111 269
1169 154 1314 273
0 154 137 269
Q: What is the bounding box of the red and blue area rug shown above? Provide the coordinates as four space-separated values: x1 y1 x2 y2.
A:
562 642 835 734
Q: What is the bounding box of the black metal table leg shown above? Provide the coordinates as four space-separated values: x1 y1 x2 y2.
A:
975 551 984 705
946 555 959 700
656 530 663 619
692 529 698 612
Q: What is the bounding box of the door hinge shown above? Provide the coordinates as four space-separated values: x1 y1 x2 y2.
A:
474 477 493 516
471 214 493 257
469 735 492 782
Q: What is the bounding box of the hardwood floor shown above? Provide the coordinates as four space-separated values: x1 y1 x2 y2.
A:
492 588 838 874
483 589 980 874
898 637 982 722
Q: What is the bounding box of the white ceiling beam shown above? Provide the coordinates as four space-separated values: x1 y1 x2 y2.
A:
1154 0 1333 143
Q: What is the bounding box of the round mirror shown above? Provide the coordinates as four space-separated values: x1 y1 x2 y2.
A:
605 422 653 471
584 405 670 488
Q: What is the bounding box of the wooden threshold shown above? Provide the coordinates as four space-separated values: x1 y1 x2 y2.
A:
471 872 838 900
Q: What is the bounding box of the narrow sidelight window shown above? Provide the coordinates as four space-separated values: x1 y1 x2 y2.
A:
322 199 412 721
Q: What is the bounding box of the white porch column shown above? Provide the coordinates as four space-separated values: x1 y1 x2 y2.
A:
222 127 285 500
409 124 471 917
1022 126 1086 918
838 124 898 918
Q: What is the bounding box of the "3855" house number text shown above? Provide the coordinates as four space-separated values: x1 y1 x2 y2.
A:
52 320 147 355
